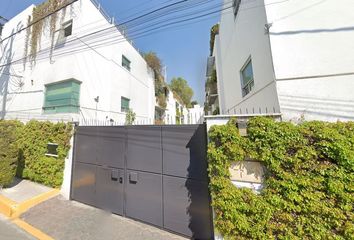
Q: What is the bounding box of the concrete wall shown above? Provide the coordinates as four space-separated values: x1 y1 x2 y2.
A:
265 0 354 122
0 0 155 123
216 0 280 115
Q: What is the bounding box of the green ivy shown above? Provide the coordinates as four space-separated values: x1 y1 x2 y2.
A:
208 117 354 239
16 120 73 188
0 120 23 187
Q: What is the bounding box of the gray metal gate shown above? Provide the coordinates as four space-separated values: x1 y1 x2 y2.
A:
71 124 214 239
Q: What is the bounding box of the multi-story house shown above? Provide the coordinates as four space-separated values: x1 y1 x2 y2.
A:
213 0 354 122
0 0 155 124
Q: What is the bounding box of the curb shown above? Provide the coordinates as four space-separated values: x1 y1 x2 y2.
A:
0 195 17 217
0 188 60 240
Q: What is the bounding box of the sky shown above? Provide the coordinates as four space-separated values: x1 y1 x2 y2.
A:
0 0 221 104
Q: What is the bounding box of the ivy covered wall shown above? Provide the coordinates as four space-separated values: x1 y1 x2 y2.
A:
208 117 354 239
0 120 73 188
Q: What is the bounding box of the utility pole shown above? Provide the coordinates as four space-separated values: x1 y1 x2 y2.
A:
0 16 8 119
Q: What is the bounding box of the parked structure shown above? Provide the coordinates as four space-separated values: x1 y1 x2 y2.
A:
0 0 155 123
212 0 354 122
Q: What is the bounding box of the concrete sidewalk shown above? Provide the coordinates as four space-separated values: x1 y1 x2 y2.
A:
21 195 187 240
0 178 52 203
0 215 35 240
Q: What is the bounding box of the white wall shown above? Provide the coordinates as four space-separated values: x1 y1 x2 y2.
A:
216 0 280 115
187 104 204 124
0 0 155 123
265 0 354 121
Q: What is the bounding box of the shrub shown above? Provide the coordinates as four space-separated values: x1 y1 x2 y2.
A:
208 117 354 239
0 120 23 187
17 121 73 188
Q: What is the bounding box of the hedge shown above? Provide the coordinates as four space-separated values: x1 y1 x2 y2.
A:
0 121 23 187
0 120 72 188
16 121 73 188
208 117 354 239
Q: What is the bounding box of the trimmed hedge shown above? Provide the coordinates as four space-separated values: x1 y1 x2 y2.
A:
17 121 73 188
208 117 354 239
0 121 23 187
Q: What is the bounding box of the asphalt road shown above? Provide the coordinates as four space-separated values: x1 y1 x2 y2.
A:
0 215 35 240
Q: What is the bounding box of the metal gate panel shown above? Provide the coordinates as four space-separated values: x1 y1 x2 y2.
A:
126 126 162 174
71 162 96 206
96 127 125 169
125 171 163 227
72 125 213 239
162 125 208 181
163 175 213 239
95 167 124 215
75 127 98 165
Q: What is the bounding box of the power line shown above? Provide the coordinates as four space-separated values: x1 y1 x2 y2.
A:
0 0 78 44
0 2 234 68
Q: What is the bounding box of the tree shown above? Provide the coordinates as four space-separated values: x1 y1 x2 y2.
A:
143 51 162 75
191 101 198 107
169 77 194 107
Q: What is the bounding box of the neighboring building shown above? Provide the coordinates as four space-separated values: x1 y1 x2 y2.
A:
0 0 155 123
163 89 189 124
204 24 219 116
188 104 204 124
213 0 354 122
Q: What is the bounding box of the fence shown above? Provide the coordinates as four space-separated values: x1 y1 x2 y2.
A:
79 112 205 126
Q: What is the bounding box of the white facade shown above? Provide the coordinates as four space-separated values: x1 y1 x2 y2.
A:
163 90 189 124
188 104 204 124
0 0 155 124
214 0 354 122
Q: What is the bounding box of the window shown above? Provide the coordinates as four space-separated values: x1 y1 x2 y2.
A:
122 55 131 71
63 20 73 37
240 59 254 97
43 79 81 113
233 0 241 18
121 97 130 112
56 20 72 46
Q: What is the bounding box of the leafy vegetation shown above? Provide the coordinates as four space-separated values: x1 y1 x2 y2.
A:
16 121 73 188
143 52 168 110
0 121 23 187
210 23 219 56
208 117 354 239
125 109 136 125
0 120 72 188
169 77 194 107
25 0 70 66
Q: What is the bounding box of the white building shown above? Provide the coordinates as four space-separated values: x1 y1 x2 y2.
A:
163 89 189 124
0 0 155 124
214 0 354 122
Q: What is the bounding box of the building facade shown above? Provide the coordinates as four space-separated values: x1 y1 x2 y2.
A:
213 0 354 122
0 0 155 124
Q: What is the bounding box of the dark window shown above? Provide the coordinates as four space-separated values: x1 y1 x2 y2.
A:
121 97 130 112
43 79 81 113
63 20 73 37
241 59 255 97
233 0 241 18
122 55 131 71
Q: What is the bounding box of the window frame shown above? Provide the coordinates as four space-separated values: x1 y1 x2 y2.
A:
63 19 73 38
121 96 130 112
240 57 255 97
122 55 131 71
43 78 81 114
